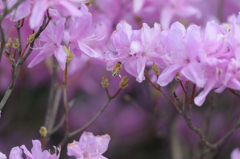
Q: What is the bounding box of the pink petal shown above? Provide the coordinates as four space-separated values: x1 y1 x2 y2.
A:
194 79 218 106
174 4 201 19
136 55 146 83
54 45 67 70
9 147 23 159
181 61 205 88
215 85 226 93
96 134 111 154
130 41 143 54
124 57 138 79
231 148 240 159
20 145 33 159
133 0 145 13
160 6 175 29
158 64 183 86
54 1 83 17
67 141 82 158
78 41 100 58
28 45 54 68
31 140 42 158
30 1 49 29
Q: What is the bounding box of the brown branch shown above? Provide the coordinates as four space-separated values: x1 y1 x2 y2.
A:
15 20 23 58
43 9 52 30
179 81 189 100
0 24 6 62
189 84 196 119
144 73 182 113
105 88 110 97
59 98 111 146
228 88 240 99
144 74 158 90
49 97 76 135
110 88 121 99
0 16 47 111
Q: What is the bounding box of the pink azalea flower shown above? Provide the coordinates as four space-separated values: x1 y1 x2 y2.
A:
157 22 204 87
30 0 88 29
20 140 60 159
160 0 202 29
5 0 32 22
107 20 161 82
193 20 235 106
28 18 67 70
64 4 106 58
231 148 240 159
0 152 6 159
67 132 111 159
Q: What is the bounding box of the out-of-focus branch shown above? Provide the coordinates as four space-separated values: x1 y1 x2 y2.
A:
59 98 111 146
15 20 23 58
144 72 240 153
63 63 69 133
0 24 6 62
58 78 125 146
0 15 47 111
228 88 240 99
0 0 25 61
50 97 77 135
144 73 182 113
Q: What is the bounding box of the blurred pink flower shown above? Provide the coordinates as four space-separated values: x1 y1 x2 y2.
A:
67 132 110 159
20 140 60 159
157 22 204 87
28 18 67 70
65 4 106 58
107 20 161 82
231 148 240 159
9 147 23 159
5 0 32 22
30 0 88 29
0 152 6 159
160 0 202 29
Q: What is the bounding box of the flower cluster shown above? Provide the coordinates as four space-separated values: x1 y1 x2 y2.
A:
0 132 110 159
106 13 240 106
67 132 111 159
0 140 60 159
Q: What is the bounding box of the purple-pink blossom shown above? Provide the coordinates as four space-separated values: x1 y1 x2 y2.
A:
67 132 111 159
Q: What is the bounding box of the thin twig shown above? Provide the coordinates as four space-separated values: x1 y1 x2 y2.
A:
144 73 181 113
63 62 69 133
228 88 240 99
59 98 111 146
15 20 23 58
189 84 196 119
50 97 78 135
180 81 189 100
110 88 121 99
0 16 47 111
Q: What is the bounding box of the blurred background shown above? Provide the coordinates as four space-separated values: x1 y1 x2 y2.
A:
1 0 240 158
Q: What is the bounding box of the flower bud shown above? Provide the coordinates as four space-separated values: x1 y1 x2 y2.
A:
85 0 93 6
101 75 109 88
120 76 129 89
39 126 47 137
13 37 20 49
5 38 12 48
64 46 74 62
27 33 37 43
152 63 160 76
175 72 181 81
